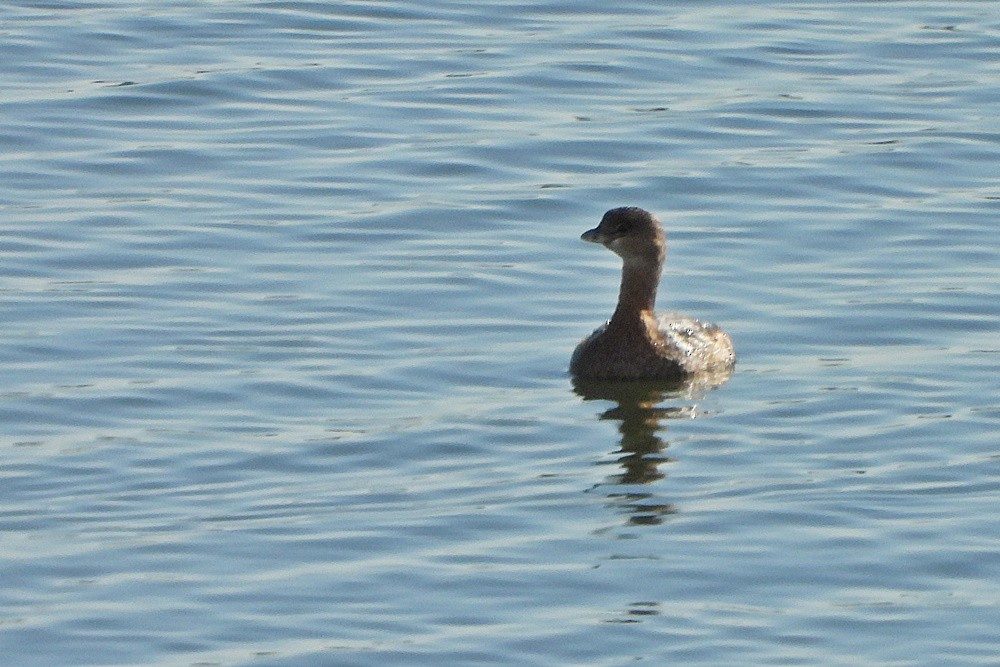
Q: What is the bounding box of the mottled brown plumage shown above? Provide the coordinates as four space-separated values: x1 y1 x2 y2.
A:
570 207 735 381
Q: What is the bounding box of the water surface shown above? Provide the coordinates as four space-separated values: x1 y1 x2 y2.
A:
2 1 999 665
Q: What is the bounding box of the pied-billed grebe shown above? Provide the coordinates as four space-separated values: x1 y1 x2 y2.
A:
570 207 735 381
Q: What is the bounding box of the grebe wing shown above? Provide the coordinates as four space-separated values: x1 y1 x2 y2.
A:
655 311 735 371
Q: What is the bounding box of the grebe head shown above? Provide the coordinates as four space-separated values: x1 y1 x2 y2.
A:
581 206 665 264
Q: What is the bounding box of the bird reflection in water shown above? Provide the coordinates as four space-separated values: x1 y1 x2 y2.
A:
573 366 732 526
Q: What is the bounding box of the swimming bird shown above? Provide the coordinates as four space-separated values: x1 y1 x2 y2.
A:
570 207 735 381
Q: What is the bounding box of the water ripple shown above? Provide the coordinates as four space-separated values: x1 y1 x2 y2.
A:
1 1 999 665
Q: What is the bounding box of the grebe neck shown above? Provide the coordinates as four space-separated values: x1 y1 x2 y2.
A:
610 256 661 324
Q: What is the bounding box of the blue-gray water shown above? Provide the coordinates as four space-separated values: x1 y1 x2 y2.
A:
2 2 999 665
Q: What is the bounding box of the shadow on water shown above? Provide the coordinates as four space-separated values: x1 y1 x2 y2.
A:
573 366 732 526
